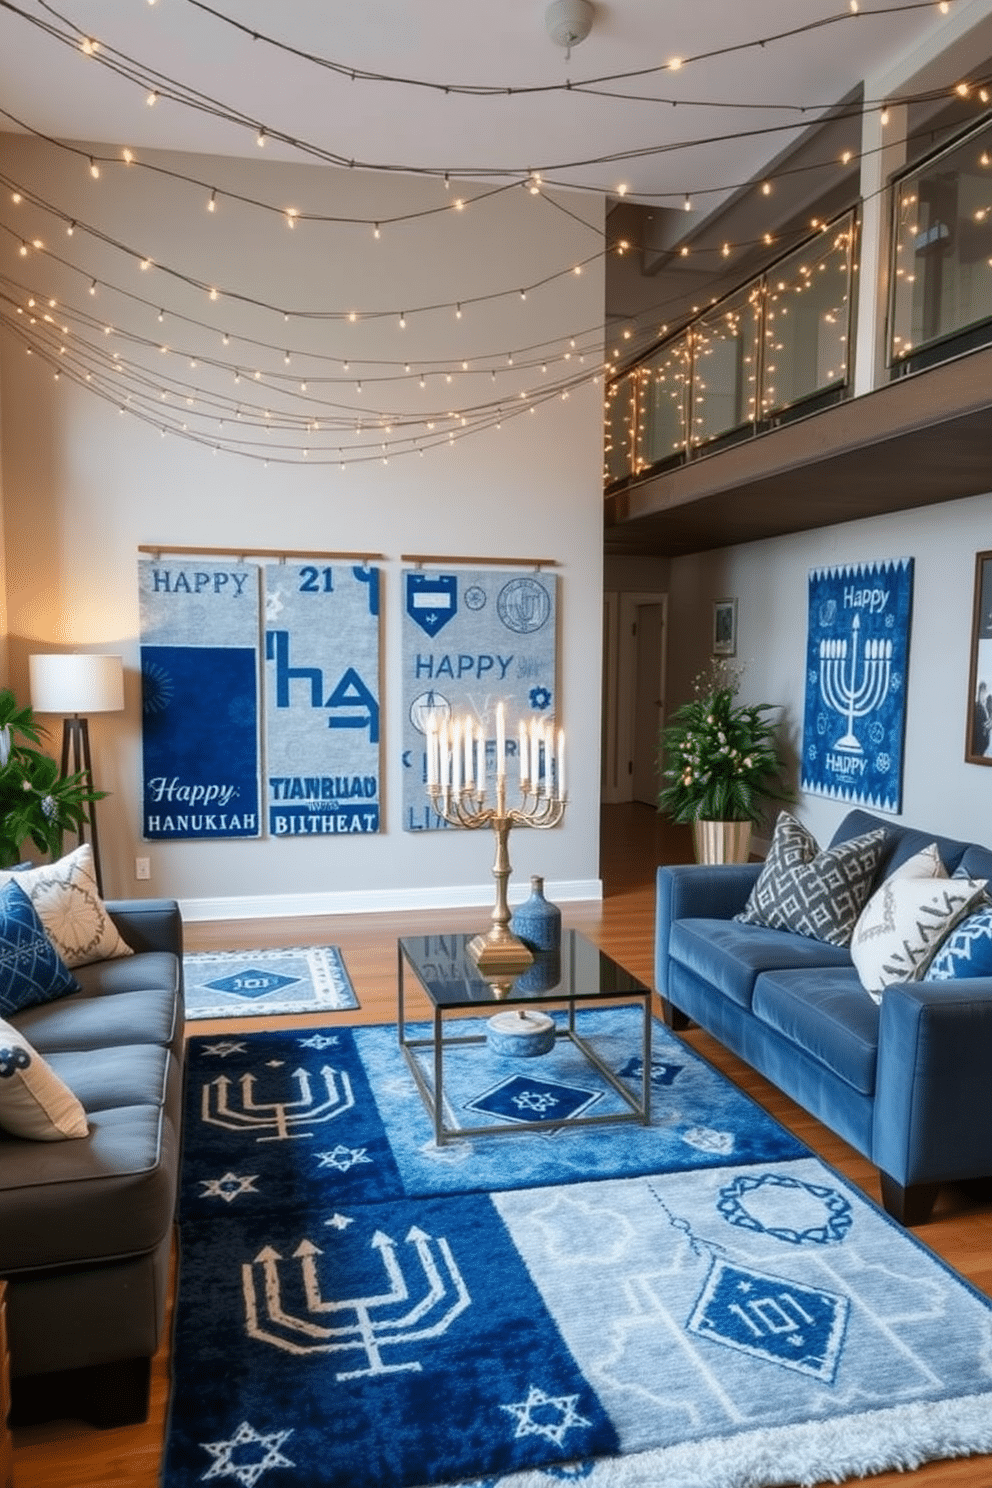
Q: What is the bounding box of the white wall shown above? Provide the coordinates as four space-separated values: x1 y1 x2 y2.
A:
0 135 605 914
666 491 992 849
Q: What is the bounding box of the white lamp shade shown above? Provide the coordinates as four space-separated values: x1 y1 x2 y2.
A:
29 653 125 715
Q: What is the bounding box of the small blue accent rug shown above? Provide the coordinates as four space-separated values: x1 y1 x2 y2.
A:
166 1015 992 1488
182 946 358 1019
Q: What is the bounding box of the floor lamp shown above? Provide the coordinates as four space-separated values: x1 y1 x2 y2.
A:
28 653 125 896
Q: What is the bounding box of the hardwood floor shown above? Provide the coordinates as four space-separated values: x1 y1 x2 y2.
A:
10 803 992 1487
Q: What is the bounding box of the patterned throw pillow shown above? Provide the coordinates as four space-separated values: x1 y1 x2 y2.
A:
0 879 80 1016
850 870 988 1001
0 1014 88 1140
0 844 133 968
735 811 887 947
927 903 992 981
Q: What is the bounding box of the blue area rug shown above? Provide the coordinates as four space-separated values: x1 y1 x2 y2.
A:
182 946 358 1019
165 1013 992 1488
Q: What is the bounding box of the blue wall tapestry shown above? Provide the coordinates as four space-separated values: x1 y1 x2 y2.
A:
140 559 262 839
401 568 558 831
801 558 914 812
264 562 381 838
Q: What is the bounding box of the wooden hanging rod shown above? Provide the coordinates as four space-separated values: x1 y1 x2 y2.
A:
400 554 558 569
138 545 383 561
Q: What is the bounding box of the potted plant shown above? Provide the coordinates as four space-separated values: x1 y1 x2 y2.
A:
657 661 790 863
0 689 104 869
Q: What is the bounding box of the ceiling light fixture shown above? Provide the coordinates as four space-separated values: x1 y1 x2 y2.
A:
545 0 594 61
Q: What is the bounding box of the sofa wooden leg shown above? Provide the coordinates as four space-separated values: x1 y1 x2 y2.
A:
879 1173 939 1226
661 999 691 1032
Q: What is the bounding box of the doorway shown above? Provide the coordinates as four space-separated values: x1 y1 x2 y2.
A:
602 591 667 805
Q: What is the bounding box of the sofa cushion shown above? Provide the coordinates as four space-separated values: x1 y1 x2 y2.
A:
0 1016 88 1141
736 812 887 947
828 810 969 877
851 870 987 1001
0 880 80 1016
927 902 992 981
752 967 880 1096
669 917 852 1009
0 845 134 968
0 1100 178 1272
13 975 181 1055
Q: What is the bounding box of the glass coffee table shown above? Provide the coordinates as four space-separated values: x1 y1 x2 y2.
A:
397 929 652 1144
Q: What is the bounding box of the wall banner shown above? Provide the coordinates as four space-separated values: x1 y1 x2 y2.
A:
264 561 381 838
401 568 558 831
139 559 261 839
801 557 914 813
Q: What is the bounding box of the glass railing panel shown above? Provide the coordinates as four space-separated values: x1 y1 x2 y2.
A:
690 288 761 447
760 215 854 414
636 333 691 469
603 370 636 486
890 119 992 365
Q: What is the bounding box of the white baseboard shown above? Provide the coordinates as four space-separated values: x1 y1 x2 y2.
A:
178 878 603 923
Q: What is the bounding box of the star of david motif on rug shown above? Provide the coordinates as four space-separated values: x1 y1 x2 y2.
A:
466 1074 603 1124
200 1171 260 1204
204 970 301 999
315 1145 372 1172
297 1033 340 1050
200 1419 294 1486
687 1258 849 1383
202 1040 248 1058
501 1385 592 1447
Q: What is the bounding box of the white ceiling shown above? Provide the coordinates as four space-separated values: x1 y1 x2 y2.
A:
0 0 968 207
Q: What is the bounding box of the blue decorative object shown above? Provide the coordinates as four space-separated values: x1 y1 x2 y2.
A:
486 1009 556 1058
0 879 79 1015
511 875 562 953
801 558 914 812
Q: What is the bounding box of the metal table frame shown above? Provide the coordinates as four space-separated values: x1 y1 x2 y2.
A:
397 934 652 1145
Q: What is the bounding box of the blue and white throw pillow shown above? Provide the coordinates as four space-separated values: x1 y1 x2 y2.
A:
928 903 992 980
0 879 80 1017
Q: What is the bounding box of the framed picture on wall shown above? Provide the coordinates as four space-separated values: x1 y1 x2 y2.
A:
965 551 992 764
712 597 737 657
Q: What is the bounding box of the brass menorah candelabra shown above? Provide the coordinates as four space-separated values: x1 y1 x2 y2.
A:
426 705 566 976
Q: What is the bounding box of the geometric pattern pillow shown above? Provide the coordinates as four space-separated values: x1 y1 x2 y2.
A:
0 843 133 968
0 1014 88 1140
735 811 888 947
851 874 988 1002
0 879 80 1017
927 903 992 981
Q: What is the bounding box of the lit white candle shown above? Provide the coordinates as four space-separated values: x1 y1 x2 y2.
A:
426 714 438 787
518 720 528 788
530 718 540 792
496 702 505 780
476 725 485 795
463 715 474 791
439 717 450 794
451 718 462 794
557 727 565 799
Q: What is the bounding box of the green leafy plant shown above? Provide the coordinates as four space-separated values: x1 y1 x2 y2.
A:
657 661 790 825
0 689 104 868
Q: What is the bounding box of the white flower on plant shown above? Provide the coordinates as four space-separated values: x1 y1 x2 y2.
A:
41 795 57 820
0 727 10 767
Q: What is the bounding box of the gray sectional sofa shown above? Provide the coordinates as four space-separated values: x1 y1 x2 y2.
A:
656 809 992 1226
0 898 184 1427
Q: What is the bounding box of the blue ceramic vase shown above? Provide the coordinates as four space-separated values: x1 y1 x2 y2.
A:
511 875 562 953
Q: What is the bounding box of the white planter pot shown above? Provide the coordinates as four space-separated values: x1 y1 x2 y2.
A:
692 820 753 865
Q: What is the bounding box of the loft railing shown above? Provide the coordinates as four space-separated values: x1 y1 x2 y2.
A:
889 112 992 376
604 210 857 490
605 112 992 492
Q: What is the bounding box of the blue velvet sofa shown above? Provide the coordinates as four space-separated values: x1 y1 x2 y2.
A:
655 809 992 1225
